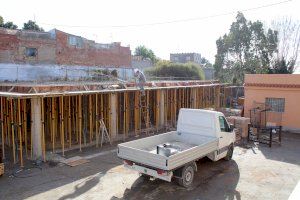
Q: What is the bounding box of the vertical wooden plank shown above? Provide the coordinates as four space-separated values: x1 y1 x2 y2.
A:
7 99 11 147
60 96 64 156
10 99 16 163
68 96 71 148
95 94 98 142
51 97 55 153
41 98 46 162
89 95 92 143
23 100 27 157
0 97 4 160
17 99 23 167
155 90 160 131
78 95 82 152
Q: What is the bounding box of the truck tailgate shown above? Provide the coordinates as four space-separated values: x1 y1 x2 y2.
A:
118 145 167 169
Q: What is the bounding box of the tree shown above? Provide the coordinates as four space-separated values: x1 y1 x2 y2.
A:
134 45 157 63
214 12 278 84
0 16 18 29
145 61 204 80
22 20 44 31
2 22 18 29
269 58 294 74
269 17 300 73
200 57 213 68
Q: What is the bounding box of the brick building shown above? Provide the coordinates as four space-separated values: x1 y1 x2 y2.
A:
0 28 131 67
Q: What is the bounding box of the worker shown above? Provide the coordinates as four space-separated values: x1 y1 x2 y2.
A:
133 68 146 96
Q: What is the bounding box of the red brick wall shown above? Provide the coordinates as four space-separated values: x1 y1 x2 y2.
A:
0 28 131 67
0 28 56 64
0 29 19 62
55 30 131 67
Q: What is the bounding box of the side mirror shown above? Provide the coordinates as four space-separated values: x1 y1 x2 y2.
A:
229 124 234 132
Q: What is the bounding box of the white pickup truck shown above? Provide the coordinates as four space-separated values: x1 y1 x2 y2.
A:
117 109 235 187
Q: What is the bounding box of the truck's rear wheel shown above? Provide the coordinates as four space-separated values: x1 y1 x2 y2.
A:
178 165 194 188
140 174 151 180
224 145 234 161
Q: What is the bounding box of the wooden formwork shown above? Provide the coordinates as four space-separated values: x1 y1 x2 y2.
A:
0 84 241 167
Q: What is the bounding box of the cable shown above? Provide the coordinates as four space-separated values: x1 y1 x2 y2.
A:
38 0 292 29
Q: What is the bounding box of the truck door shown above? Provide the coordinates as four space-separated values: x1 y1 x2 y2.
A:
217 116 232 157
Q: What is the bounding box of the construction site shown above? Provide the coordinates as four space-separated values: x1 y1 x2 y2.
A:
0 14 300 200
0 79 241 167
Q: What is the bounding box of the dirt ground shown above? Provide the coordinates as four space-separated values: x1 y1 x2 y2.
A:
0 132 299 200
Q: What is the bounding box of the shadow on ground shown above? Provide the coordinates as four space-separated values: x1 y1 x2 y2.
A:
0 145 121 200
111 158 240 200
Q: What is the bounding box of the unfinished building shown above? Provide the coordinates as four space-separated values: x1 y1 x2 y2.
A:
0 80 241 167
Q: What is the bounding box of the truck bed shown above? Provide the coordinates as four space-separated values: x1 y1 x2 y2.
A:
118 131 218 170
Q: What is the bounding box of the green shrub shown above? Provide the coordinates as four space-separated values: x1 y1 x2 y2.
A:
145 61 204 80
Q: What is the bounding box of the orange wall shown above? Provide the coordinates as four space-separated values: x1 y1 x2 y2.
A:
244 74 300 130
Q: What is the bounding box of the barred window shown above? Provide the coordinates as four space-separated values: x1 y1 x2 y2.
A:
266 98 285 112
25 48 37 57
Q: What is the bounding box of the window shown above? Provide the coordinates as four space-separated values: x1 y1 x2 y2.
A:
266 98 285 112
25 48 37 57
68 36 83 48
186 56 190 61
219 116 230 132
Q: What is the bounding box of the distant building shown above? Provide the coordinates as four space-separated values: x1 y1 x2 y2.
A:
170 53 202 65
131 55 153 71
0 28 131 67
170 53 214 80
0 28 133 81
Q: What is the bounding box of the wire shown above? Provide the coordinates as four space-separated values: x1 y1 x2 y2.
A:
38 0 292 29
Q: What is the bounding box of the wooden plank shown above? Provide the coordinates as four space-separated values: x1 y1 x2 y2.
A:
51 97 55 153
0 163 4 176
0 97 4 160
41 98 46 162
10 99 16 163
17 99 23 167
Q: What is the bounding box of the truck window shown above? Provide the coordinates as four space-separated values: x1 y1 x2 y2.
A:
219 116 230 132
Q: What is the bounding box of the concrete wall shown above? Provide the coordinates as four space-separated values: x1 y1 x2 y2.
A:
244 74 300 131
0 63 134 82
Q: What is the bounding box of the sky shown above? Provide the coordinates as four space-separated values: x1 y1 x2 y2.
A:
0 0 299 63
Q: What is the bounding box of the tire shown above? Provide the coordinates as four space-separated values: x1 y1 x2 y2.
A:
140 174 151 180
177 165 195 188
224 145 234 161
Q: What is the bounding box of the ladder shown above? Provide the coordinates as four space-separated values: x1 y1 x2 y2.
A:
140 92 155 135
96 118 112 147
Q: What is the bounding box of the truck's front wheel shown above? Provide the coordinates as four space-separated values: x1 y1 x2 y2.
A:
224 145 234 161
178 165 194 188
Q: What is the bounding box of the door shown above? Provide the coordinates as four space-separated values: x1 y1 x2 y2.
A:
217 116 233 157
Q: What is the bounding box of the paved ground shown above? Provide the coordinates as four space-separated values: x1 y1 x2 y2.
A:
0 133 299 200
